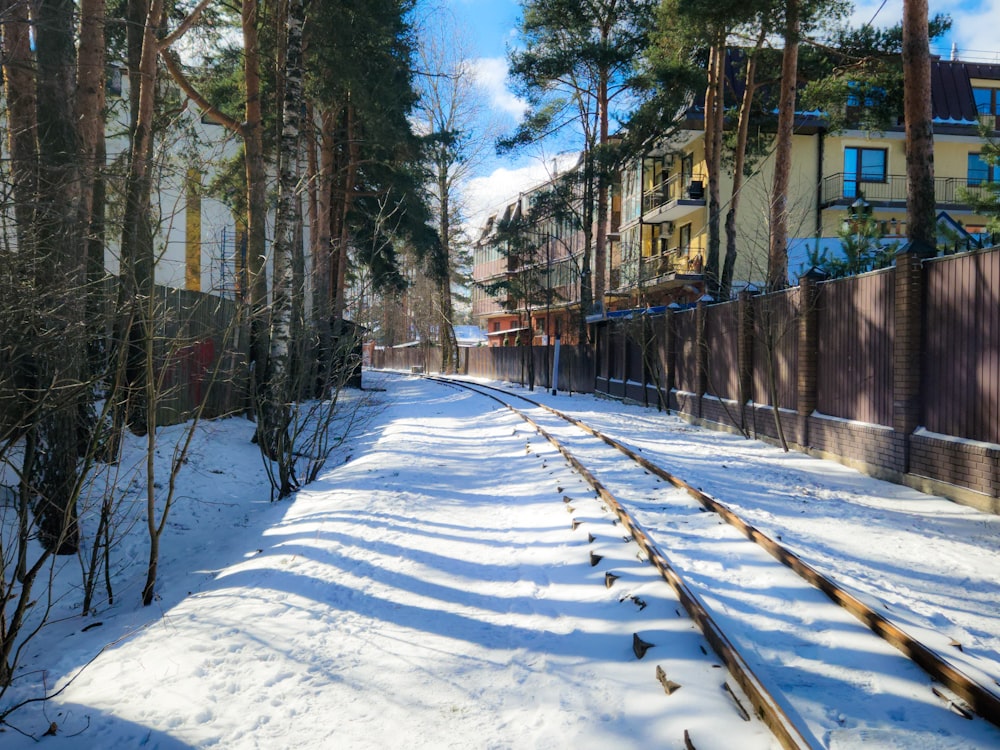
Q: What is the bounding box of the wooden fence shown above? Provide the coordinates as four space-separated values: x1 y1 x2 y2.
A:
151 285 248 425
593 246 1000 509
371 343 595 394
0 280 247 434
923 249 1000 444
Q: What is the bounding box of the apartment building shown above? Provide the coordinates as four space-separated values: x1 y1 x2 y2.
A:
611 56 1000 306
473 55 1000 329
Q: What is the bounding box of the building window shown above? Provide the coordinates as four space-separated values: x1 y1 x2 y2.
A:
973 87 1000 115
680 153 694 186
492 321 500 332
968 153 1000 185
974 87 1000 129
843 147 887 198
678 224 692 256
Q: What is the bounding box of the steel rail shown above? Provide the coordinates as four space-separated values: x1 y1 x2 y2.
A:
425 374 816 749
426 375 1000 730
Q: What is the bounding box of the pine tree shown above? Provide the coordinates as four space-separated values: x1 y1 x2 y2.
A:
504 0 658 338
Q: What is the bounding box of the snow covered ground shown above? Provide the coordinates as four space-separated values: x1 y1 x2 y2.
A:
2 371 999 748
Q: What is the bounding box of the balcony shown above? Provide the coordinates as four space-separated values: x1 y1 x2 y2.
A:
642 172 707 224
639 250 703 284
821 173 993 210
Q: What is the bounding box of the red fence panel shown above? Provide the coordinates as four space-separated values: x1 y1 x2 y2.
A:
816 269 894 426
752 289 799 410
924 249 1000 444
705 300 740 401
674 309 698 394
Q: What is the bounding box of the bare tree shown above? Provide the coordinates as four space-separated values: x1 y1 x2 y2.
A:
413 10 490 373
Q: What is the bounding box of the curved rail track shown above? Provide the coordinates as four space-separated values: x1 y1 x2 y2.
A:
408 372 1000 748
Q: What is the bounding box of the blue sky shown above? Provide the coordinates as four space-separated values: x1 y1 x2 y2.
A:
439 0 1000 228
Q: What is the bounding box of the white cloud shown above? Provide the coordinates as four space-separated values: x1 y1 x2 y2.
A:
469 56 528 120
847 0 1000 62
944 0 1000 61
462 153 581 236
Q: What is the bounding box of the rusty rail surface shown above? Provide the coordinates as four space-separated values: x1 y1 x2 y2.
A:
425 374 1000 735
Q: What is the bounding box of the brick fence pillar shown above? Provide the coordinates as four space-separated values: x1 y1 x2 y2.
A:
737 291 755 426
663 305 677 411
695 299 707 418
893 249 925 473
797 271 824 441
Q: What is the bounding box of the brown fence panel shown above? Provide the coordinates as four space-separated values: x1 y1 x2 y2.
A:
558 344 595 393
924 249 1000 444
609 326 626 382
752 289 799 410
674 308 698 394
463 345 593 393
815 270 894 425
627 328 645 381
372 345 434 372
705 300 739 401
594 324 610 387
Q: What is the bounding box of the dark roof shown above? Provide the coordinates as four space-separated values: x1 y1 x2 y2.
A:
931 60 1000 123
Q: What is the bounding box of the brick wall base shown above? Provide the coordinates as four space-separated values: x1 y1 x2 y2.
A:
644 391 999 514
910 431 1000 507
807 414 906 475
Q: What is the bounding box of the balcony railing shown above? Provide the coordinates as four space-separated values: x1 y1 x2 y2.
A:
821 172 993 207
639 250 702 282
642 171 707 214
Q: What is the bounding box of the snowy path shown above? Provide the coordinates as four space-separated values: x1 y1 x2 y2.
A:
7 376 773 749
4 372 1000 749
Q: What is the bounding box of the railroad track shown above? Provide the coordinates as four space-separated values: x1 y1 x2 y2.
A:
406 372 1000 749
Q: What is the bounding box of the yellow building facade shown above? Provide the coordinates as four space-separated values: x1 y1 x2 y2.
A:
608 57 1000 306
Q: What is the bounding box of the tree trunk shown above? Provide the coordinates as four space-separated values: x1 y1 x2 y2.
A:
1 0 38 250
436 154 459 373
704 34 725 299
76 0 106 254
902 0 935 251
578 148 595 343
768 0 800 292
119 0 163 437
242 0 270 419
33 0 86 554
332 102 359 339
312 109 336 392
722 34 765 299
262 0 305 496
594 56 610 312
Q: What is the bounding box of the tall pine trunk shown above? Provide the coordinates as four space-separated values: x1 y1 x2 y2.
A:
902 0 935 251
332 102 359 340
704 34 725 299
242 0 270 420
721 34 765 299
118 0 161 437
436 155 458 373
33 0 86 553
768 0 799 292
593 42 610 312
